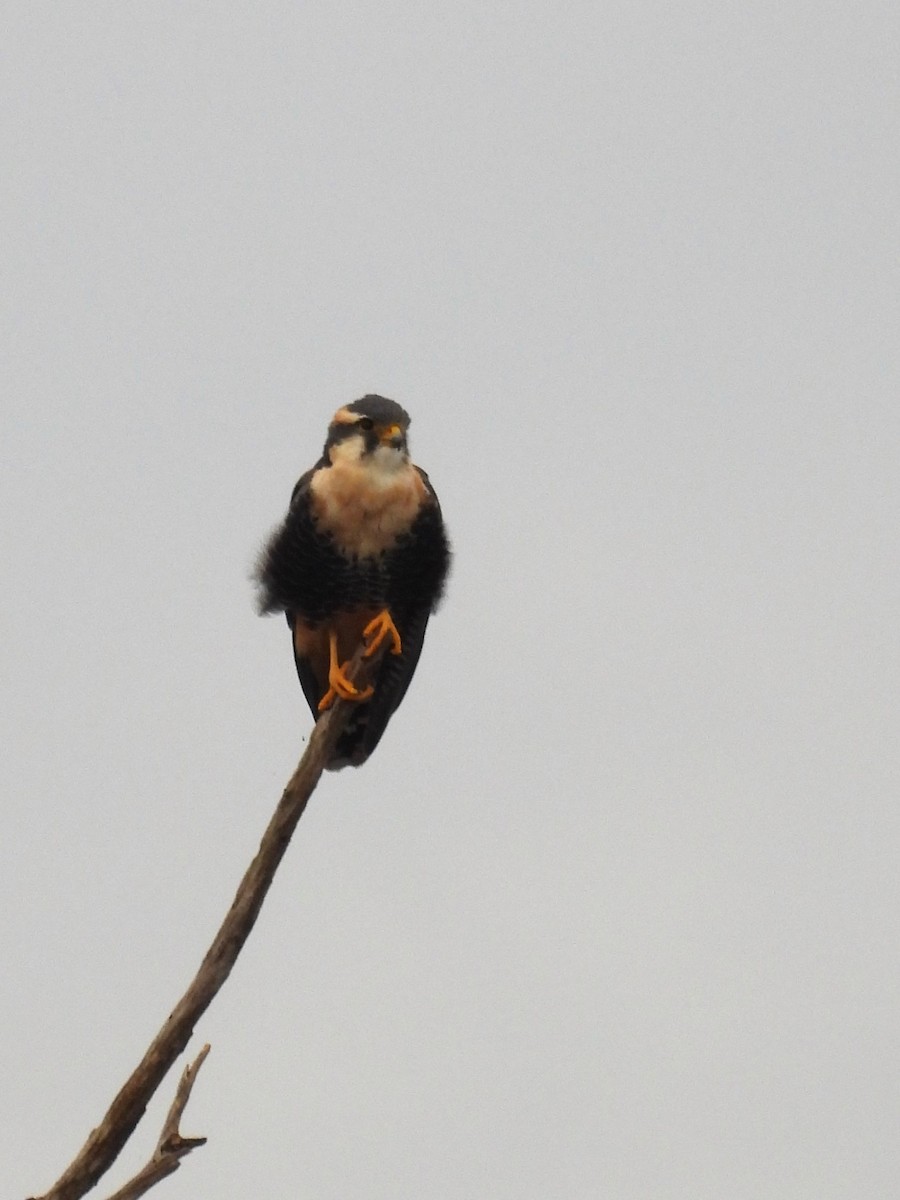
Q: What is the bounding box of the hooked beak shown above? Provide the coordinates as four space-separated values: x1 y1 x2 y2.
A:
378 423 405 449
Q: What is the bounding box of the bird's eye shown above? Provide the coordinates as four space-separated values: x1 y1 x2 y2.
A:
358 417 374 431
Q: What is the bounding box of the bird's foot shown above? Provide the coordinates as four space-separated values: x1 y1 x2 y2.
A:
317 631 375 712
363 610 402 658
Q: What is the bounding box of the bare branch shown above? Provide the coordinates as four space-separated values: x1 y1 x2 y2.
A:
102 1045 210 1200
29 643 384 1200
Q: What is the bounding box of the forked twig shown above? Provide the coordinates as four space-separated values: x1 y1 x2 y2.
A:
103 1045 210 1200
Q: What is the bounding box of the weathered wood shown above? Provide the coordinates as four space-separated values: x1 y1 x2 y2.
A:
29 644 383 1200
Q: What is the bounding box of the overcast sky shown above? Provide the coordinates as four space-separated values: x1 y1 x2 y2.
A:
3 3 899 1198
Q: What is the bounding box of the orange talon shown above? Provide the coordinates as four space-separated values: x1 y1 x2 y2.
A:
317 630 374 711
363 609 402 657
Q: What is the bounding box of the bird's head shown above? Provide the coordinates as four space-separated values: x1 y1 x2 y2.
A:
324 394 412 473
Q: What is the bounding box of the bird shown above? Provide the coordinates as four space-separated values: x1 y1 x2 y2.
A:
255 394 450 769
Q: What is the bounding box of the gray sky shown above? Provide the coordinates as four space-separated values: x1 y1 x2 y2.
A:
3 3 899 1198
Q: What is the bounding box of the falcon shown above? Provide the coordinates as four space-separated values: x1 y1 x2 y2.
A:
256 395 450 769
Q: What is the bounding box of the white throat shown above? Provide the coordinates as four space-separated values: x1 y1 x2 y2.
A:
329 435 407 482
